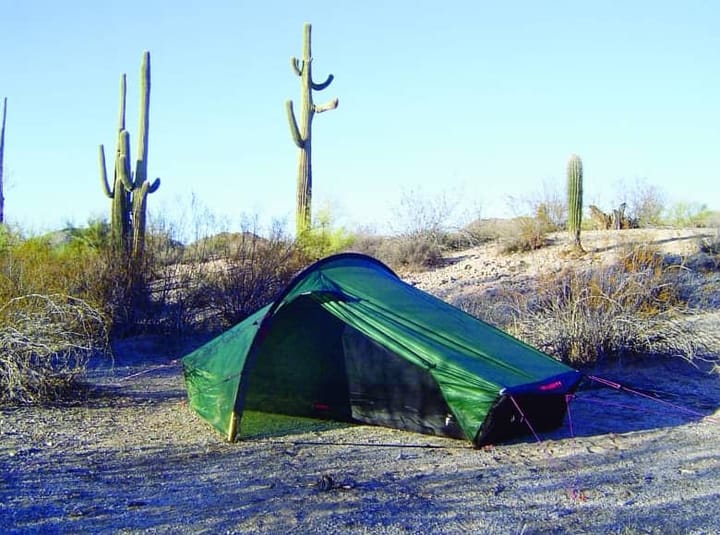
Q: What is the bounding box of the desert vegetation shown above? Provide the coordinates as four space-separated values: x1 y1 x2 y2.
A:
0 186 718 406
459 240 720 365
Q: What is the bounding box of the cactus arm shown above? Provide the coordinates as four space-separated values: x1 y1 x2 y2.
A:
134 51 150 188
118 153 133 191
311 73 334 91
286 100 305 148
117 131 134 191
99 144 113 197
291 57 303 76
147 177 160 194
314 98 339 114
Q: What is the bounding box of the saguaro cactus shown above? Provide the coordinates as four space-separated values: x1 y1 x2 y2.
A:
566 154 584 251
286 23 338 236
0 97 6 223
99 51 160 258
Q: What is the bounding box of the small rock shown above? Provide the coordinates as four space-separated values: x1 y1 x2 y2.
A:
316 474 334 492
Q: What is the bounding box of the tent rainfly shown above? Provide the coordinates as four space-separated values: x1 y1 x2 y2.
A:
182 253 582 446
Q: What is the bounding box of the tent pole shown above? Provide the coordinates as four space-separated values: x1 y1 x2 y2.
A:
227 411 239 442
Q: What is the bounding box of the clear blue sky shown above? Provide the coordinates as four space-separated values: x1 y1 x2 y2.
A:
2 0 718 237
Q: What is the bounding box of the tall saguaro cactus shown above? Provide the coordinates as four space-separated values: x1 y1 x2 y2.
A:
566 154 584 251
286 23 338 236
99 51 160 259
0 97 7 224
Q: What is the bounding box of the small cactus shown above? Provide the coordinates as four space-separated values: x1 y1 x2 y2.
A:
567 154 584 251
286 23 338 236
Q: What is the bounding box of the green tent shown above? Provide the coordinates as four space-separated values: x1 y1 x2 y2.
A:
183 253 581 446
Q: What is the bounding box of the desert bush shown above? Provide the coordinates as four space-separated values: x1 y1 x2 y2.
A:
183 220 302 330
70 206 307 335
348 231 446 271
393 188 455 240
617 178 665 228
347 230 387 259
537 179 567 231
66 218 111 250
0 294 108 404
460 243 715 366
663 202 714 228
297 207 355 260
460 218 512 245
0 224 22 251
0 225 139 338
0 235 108 307
374 234 444 271
498 216 553 254
694 229 720 274
370 189 460 270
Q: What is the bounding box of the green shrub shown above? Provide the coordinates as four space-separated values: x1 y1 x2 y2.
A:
0 235 107 307
297 207 355 260
66 218 111 250
663 202 714 228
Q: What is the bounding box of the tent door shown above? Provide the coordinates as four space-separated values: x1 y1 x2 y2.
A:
341 325 464 439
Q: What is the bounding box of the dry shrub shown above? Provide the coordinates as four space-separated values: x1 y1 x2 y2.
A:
365 188 459 271
0 294 108 404
616 177 666 228
461 218 512 245
350 231 445 271
460 244 716 366
157 222 302 332
498 216 552 254
375 233 444 271
201 231 301 329
518 258 713 364
348 231 386 260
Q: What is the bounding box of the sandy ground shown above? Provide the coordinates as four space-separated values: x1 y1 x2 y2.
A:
1 228 719 534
